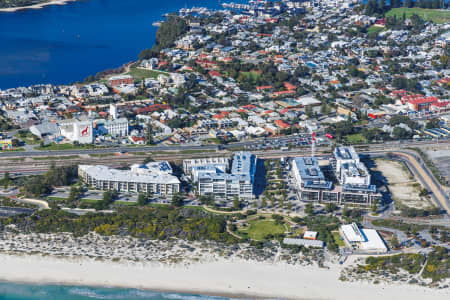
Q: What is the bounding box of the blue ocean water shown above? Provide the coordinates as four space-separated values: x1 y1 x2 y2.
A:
0 0 246 89
0 282 234 300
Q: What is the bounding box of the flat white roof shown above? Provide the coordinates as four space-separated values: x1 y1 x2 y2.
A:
79 163 180 185
283 238 324 248
341 223 365 242
360 229 388 252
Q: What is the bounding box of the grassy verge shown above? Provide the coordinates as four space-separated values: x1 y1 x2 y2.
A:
0 148 25 152
33 155 80 161
90 153 116 157
36 143 93 151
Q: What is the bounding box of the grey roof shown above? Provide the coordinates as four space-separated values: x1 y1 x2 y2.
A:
283 238 324 248
334 146 359 161
197 151 256 183
293 157 332 190
32 122 60 135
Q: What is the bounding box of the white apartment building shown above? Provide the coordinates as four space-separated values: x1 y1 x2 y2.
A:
78 161 180 195
96 118 129 137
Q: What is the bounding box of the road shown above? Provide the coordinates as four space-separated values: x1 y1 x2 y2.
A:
365 150 450 214
0 137 447 213
0 136 447 158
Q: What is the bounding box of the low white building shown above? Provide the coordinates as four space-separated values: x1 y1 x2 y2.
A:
340 223 387 253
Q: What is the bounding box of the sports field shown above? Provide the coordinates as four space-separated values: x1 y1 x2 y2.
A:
386 8 450 24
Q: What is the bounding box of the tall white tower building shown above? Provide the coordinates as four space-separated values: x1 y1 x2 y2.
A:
110 104 118 120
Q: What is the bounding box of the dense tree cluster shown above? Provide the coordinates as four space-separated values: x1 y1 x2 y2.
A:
139 15 189 60
14 164 77 197
0 117 17 131
389 115 419 130
365 0 388 16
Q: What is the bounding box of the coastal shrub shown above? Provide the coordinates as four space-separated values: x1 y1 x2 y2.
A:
2 206 238 244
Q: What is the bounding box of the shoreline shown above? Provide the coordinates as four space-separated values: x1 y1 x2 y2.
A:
0 253 448 300
0 0 78 12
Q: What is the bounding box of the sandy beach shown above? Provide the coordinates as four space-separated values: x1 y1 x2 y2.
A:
0 0 78 12
0 253 448 300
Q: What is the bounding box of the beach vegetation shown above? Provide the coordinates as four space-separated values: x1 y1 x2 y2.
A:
422 246 449 282
2 206 238 244
363 253 425 275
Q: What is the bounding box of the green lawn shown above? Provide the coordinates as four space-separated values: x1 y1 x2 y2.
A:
81 198 101 203
345 133 367 144
332 231 345 247
239 71 261 83
386 8 450 24
367 26 384 35
127 67 169 81
114 201 137 206
239 219 286 241
46 196 68 201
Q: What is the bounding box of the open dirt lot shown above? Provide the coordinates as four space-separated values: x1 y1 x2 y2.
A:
374 159 434 209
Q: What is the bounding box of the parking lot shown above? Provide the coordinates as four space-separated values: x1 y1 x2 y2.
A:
244 133 329 151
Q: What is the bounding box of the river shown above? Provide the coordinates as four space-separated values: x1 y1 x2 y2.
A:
0 0 243 89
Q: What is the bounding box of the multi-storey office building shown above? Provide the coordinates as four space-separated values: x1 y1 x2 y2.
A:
78 161 180 195
291 146 381 207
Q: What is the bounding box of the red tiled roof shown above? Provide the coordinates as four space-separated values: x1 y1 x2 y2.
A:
136 104 171 114
408 97 439 105
196 60 217 65
208 70 222 77
274 119 290 129
431 101 450 107
256 85 272 91
272 90 295 97
242 104 257 110
284 82 296 90
437 78 450 84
